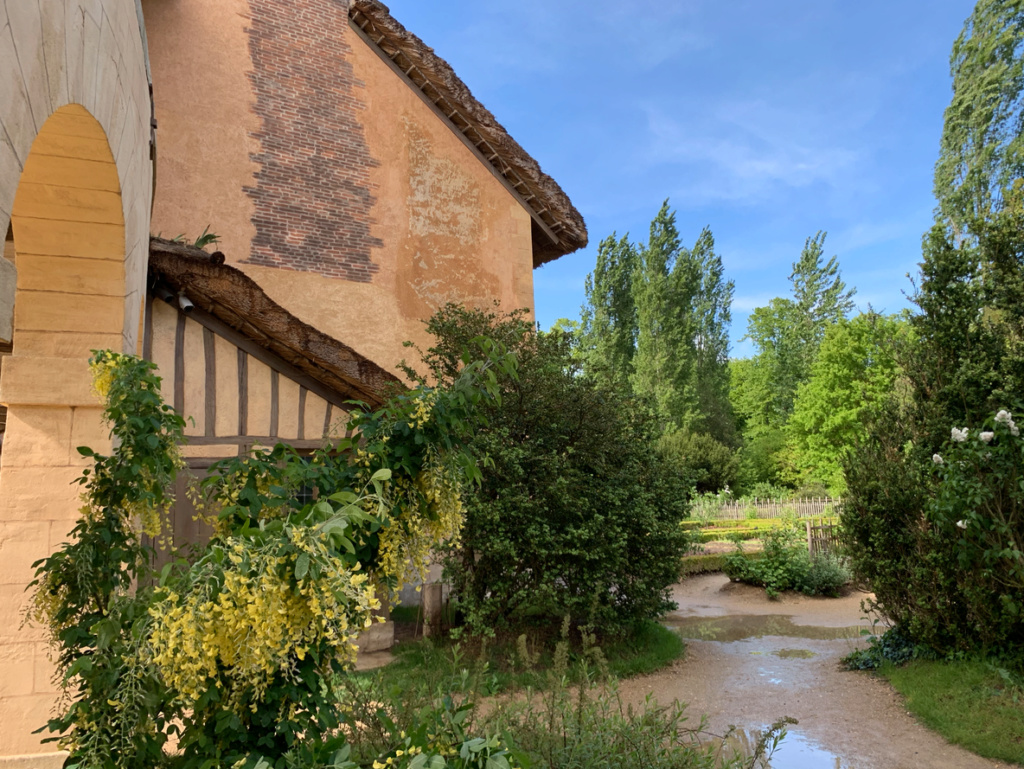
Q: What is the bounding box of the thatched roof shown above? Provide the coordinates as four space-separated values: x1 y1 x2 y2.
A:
349 0 587 266
149 238 399 407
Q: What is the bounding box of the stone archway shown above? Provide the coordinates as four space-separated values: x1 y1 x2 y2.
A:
0 2 153 764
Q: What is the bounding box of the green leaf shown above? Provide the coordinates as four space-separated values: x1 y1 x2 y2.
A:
294 553 310 580
371 468 392 482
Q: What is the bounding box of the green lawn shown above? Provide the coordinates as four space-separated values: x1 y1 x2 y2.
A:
367 619 684 694
881 660 1024 765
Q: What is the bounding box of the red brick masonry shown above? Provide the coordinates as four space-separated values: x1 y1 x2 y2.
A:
244 0 382 282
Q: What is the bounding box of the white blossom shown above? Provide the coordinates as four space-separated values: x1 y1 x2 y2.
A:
995 410 1013 425
951 427 969 442
980 431 995 443
932 453 944 465
956 519 968 530
1013 424 1020 437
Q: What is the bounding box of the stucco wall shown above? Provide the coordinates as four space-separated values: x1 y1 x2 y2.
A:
144 0 535 376
0 1 153 764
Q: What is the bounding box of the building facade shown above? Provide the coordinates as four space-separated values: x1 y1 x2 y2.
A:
0 1 584 764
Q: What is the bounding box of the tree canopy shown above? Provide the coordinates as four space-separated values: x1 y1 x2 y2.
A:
935 0 1024 231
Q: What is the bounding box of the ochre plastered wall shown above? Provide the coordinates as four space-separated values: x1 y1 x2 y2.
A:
0 1 152 764
145 0 535 376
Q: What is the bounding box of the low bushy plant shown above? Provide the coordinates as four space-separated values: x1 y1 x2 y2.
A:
803 552 852 598
843 626 934 671
724 525 849 598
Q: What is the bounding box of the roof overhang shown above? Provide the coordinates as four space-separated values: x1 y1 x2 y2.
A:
148 238 400 408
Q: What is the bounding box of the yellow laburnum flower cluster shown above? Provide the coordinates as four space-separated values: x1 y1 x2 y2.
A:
89 355 118 401
376 454 464 592
147 530 379 710
408 390 437 429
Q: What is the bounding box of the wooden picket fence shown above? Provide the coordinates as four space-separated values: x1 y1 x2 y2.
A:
711 496 841 521
805 517 842 557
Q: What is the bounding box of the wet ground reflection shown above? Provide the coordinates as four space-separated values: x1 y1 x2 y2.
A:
664 613 865 642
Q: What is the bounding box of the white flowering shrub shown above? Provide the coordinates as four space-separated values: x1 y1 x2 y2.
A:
931 410 1024 630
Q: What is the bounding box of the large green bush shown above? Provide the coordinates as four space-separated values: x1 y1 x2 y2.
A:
657 430 739 493
842 203 1024 657
402 304 692 636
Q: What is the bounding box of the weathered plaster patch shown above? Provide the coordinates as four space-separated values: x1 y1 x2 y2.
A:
401 117 496 312
405 117 480 244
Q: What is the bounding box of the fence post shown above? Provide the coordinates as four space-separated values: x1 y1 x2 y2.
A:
806 519 813 557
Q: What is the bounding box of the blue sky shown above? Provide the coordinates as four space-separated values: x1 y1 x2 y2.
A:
384 1 975 357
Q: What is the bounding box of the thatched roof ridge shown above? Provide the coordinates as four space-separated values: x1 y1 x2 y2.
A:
149 238 399 407
349 0 587 266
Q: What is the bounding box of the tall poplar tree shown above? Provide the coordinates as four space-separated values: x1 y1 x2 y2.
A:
935 0 1024 232
690 228 736 441
580 201 735 436
580 233 638 386
632 202 699 429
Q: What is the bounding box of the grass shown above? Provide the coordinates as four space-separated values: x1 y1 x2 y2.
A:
880 659 1024 765
367 619 684 694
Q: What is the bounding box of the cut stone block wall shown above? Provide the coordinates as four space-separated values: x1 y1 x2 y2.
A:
0 1 153 763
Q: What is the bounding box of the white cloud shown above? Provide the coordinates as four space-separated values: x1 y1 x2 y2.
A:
731 293 780 312
641 99 865 204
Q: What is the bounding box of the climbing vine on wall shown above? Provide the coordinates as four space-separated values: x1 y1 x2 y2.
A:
29 341 515 768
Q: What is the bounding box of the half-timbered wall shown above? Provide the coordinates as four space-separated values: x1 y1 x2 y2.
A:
144 293 354 554
145 296 351 456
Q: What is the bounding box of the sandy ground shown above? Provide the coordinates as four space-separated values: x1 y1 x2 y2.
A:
617 574 1015 769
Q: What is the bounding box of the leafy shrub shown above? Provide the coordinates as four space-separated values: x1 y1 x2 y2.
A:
658 430 739 493
403 304 693 636
803 552 851 598
931 414 1024 620
724 525 849 598
843 626 935 671
843 209 1024 657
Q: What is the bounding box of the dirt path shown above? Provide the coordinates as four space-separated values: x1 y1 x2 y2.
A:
618 574 1013 769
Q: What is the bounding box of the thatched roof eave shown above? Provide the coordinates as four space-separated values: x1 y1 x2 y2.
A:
148 238 399 408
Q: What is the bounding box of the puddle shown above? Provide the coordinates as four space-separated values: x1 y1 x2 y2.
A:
664 614 863 642
720 727 849 768
772 648 815 659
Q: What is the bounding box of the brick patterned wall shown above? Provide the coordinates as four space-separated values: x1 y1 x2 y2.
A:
244 0 382 282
